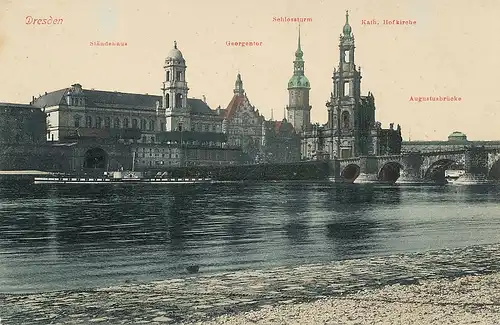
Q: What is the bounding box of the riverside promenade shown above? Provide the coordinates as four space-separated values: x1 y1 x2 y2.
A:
2 244 500 324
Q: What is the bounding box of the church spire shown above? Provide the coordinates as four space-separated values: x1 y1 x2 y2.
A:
234 72 244 95
295 23 303 61
343 10 352 37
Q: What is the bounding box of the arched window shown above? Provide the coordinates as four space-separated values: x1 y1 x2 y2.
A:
140 119 147 130
132 118 138 128
123 118 129 128
74 116 81 127
149 120 155 131
175 93 183 108
114 118 121 128
104 117 111 128
96 116 102 128
85 116 92 128
342 111 350 129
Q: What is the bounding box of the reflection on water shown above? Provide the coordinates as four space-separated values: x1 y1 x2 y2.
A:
1 182 500 293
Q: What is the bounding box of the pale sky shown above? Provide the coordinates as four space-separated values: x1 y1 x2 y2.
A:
1 0 499 141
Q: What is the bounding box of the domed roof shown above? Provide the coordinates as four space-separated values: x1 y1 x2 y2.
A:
343 10 352 36
167 41 184 60
288 75 310 89
448 131 467 141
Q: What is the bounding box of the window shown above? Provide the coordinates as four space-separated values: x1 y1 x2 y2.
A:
114 118 121 128
344 50 350 63
149 120 155 131
166 71 170 81
176 71 182 81
132 119 138 128
212 125 216 132
123 118 129 128
96 116 102 128
74 116 81 127
204 125 209 132
104 117 111 128
142 136 146 143
140 119 146 130
165 94 170 108
151 136 155 143
175 93 183 108
160 122 165 131
342 111 350 129
85 116 92 128
343 81 350 97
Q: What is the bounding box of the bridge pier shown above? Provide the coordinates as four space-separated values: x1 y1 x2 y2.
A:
327 159 345 182
455 147 491 184
396 153 425 184
354 156 379 183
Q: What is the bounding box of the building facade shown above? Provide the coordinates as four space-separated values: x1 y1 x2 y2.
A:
262 119 301 163
29 41 242 171
219 73 265 162
300 11 402 160
0 102 54 170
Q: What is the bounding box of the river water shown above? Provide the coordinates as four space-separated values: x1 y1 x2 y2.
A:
0 181 499 293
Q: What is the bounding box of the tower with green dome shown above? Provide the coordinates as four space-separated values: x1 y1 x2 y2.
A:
286 24 312 133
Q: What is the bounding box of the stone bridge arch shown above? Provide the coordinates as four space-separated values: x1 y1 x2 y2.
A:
378 161 403 183
488 152 500 180
341 163 360 183
422 153 465 181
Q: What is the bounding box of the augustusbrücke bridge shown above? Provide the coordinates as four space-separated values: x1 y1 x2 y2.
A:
330 146 500 184
159 144 500 185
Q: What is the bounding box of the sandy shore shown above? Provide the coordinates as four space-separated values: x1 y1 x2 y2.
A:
188 273 500 325
2 244 500 324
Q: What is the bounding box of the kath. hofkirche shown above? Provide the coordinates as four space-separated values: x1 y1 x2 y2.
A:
0 12 403 174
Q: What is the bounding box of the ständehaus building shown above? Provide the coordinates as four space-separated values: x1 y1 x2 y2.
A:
289 11 402 160
30 41 243 170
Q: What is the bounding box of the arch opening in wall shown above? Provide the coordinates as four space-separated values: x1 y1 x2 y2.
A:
83 147 108 169
378 161 403 183
341 164 360 183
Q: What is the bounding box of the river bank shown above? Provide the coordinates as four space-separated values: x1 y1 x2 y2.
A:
190 272 500 325
2 243 500 324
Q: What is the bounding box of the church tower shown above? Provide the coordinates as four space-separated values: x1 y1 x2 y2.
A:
286 24 311 132
326 11 368 158
161 41 191 131
234 72 244 96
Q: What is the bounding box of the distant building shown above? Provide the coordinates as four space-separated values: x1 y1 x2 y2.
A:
218 73 265 162
262 119 301 163
0 103 46 145
297 11 402 159
402 131 500 153
448 131 467 142
0 103 52 170
30 41 242 171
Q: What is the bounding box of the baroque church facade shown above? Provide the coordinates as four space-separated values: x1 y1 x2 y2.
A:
296 12 402 160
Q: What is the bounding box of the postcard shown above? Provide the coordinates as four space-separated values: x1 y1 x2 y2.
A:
1 0 500 324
